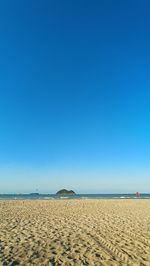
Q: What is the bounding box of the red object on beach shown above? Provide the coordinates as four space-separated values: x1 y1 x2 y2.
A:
136 192 140 197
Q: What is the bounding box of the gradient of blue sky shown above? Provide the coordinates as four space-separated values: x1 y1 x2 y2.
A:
0 0 150 193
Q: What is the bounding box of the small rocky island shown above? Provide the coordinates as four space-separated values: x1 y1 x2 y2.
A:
56 189 76 196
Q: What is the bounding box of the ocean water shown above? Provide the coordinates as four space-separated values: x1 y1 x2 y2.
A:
0 193 150 200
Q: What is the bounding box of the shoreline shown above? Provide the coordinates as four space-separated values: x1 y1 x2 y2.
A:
0 196 150 201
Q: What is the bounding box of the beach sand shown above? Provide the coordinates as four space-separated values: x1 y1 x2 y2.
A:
0 199 150 266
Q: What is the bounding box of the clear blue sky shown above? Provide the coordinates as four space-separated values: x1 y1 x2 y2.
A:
0 0 150 193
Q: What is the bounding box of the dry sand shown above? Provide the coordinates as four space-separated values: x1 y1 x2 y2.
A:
0 199 150 266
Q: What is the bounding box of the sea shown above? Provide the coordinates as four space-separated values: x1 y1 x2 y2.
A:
0 193 150 200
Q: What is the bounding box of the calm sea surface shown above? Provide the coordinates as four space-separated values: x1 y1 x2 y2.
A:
0 194 150 200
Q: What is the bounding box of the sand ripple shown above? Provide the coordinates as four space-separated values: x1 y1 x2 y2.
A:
0 200 150 265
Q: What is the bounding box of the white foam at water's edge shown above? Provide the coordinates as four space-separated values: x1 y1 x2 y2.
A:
43 197 54 200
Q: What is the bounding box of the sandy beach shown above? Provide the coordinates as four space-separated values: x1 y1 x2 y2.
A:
0 200 150 266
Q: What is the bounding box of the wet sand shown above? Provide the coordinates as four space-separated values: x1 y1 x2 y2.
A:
0 199 150 265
